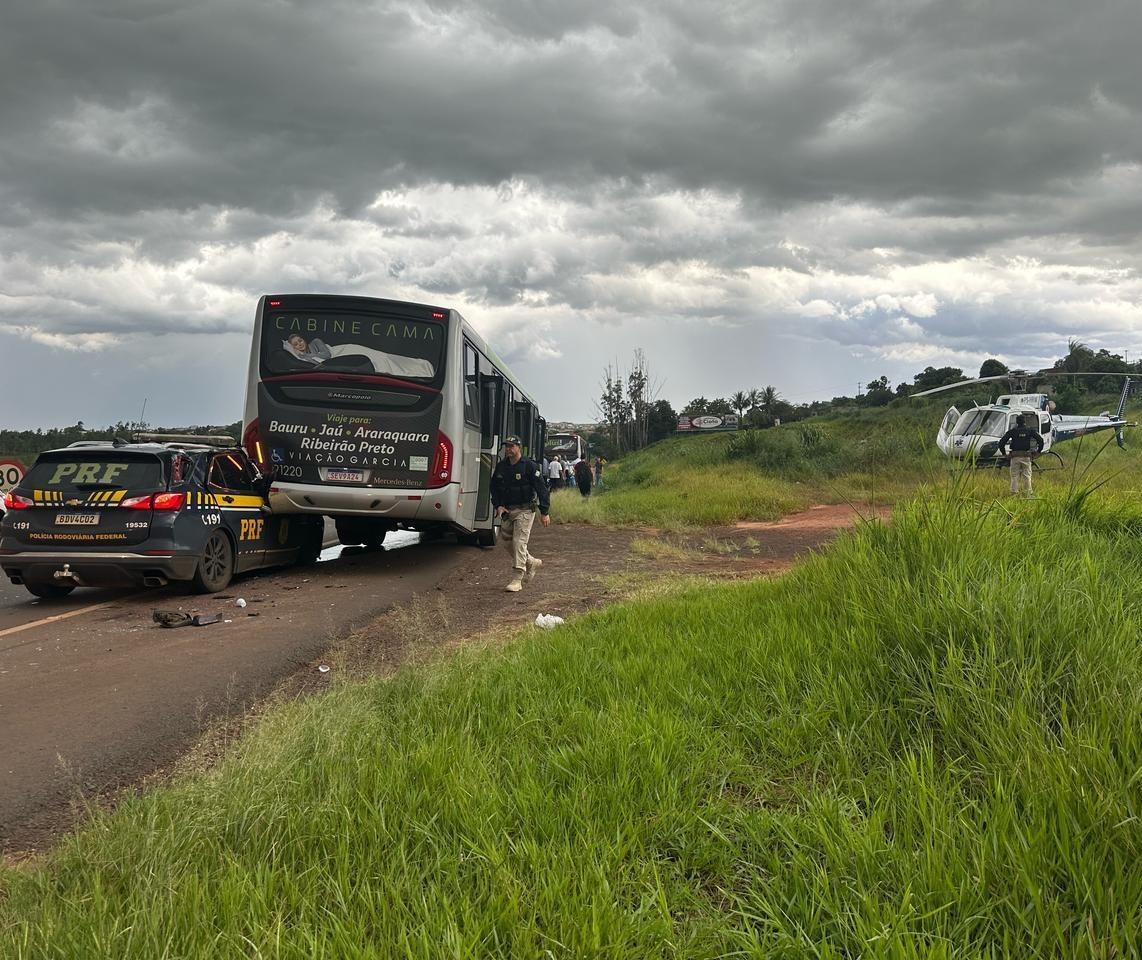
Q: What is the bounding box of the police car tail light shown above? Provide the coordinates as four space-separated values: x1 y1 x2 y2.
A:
120 493 184 511
4 492 31 510
426 431 453 489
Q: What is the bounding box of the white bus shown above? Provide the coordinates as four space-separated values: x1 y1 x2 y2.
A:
544 431 586 463
241 294 545 547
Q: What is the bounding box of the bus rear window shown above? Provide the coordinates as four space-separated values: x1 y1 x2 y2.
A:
261 310 445 381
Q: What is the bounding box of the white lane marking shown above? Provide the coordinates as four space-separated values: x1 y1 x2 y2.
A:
0 600 119 642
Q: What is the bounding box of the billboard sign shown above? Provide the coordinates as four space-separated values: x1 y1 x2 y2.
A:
676 414 739 432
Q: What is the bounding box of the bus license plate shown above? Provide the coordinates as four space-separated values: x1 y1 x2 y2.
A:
327 469 365 483
56 513 99 525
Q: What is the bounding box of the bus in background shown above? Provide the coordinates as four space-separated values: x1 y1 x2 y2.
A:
544 431 585 463
242 294 545 547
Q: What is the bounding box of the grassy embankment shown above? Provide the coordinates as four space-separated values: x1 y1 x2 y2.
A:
3 477 1142 955
555 399 1142 527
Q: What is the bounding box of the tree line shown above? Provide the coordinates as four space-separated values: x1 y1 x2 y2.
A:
0 420 243 463
588 340 1137 458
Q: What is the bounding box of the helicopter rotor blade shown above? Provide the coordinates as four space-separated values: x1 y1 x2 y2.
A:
911 370 1134 399
910 376 1010 398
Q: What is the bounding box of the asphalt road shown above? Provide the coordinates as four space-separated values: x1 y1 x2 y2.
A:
0 523 460 852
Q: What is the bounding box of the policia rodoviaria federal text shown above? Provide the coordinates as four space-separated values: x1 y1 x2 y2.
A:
490 435 551 592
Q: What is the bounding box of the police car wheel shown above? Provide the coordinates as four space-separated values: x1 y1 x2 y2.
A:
25 581 76 600
192 530 235 594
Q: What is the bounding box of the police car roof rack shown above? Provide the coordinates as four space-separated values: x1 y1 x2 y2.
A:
131 432 237 448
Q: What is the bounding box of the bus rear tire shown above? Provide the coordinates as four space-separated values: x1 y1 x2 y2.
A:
336 518 392 548
476 524 499 548
295 521 324 565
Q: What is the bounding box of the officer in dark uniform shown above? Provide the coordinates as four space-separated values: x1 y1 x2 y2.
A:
490 435 551 592
997 412 1044 496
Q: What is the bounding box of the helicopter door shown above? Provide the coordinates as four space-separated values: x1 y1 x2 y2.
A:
937 406 960 455
1038 411 1053 451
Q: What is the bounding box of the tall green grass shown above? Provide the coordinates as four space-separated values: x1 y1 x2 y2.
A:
4 490 1142 956
562 405 1142 527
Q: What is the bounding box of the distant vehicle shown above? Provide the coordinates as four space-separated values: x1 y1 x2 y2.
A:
544 432 585 462
915 371 1136 463
0 435 324 598
242 294 544 548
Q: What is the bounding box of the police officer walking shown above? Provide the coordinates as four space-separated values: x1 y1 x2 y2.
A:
490 435 551 592
997 413 1044 496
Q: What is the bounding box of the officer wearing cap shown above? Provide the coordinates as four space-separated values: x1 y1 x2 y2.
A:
997 412 1044 496
490 435 551 592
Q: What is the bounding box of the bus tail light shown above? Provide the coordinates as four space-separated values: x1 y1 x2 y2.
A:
426 431 453 488
4 492 31 510
243 420 265 466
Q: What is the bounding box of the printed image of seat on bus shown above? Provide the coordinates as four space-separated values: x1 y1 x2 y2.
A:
242 294 545 548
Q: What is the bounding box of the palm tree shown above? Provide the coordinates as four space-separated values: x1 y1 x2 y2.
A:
759 385 780 412
730 390 750 419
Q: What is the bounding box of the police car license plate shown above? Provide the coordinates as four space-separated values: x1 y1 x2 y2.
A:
327 469 365 483
56 513 99 525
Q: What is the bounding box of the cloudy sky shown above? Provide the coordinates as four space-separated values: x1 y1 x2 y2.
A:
2 0 1141 428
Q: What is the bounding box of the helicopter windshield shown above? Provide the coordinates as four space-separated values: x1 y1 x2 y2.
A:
953 410 1012 437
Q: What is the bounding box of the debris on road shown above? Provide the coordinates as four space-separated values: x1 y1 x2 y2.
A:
151 610 223 628
235 598 247 608
534 613 565 629
317 664 330 673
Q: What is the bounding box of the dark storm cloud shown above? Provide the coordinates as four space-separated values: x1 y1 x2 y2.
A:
4 0 1139 228
1 0 1141 426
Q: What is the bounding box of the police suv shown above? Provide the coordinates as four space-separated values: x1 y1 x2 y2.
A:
0 435 324 598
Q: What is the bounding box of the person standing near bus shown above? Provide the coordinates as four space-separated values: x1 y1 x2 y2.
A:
574 457 593 497
546 455 563 491
491 435 551 592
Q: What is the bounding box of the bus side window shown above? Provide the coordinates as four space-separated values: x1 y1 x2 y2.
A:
480 371 503 447
514 402 533 453
463 341 480 426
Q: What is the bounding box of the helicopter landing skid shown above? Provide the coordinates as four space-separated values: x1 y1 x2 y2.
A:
1032 451 1065 471
963 450 1064 472
984 451 1064 471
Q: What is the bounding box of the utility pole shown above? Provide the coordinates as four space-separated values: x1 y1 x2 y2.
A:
857 382 863 395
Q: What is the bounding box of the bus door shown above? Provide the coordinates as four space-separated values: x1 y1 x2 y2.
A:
475 373 504 522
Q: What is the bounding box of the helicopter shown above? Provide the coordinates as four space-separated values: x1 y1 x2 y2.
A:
912 370 1136 465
